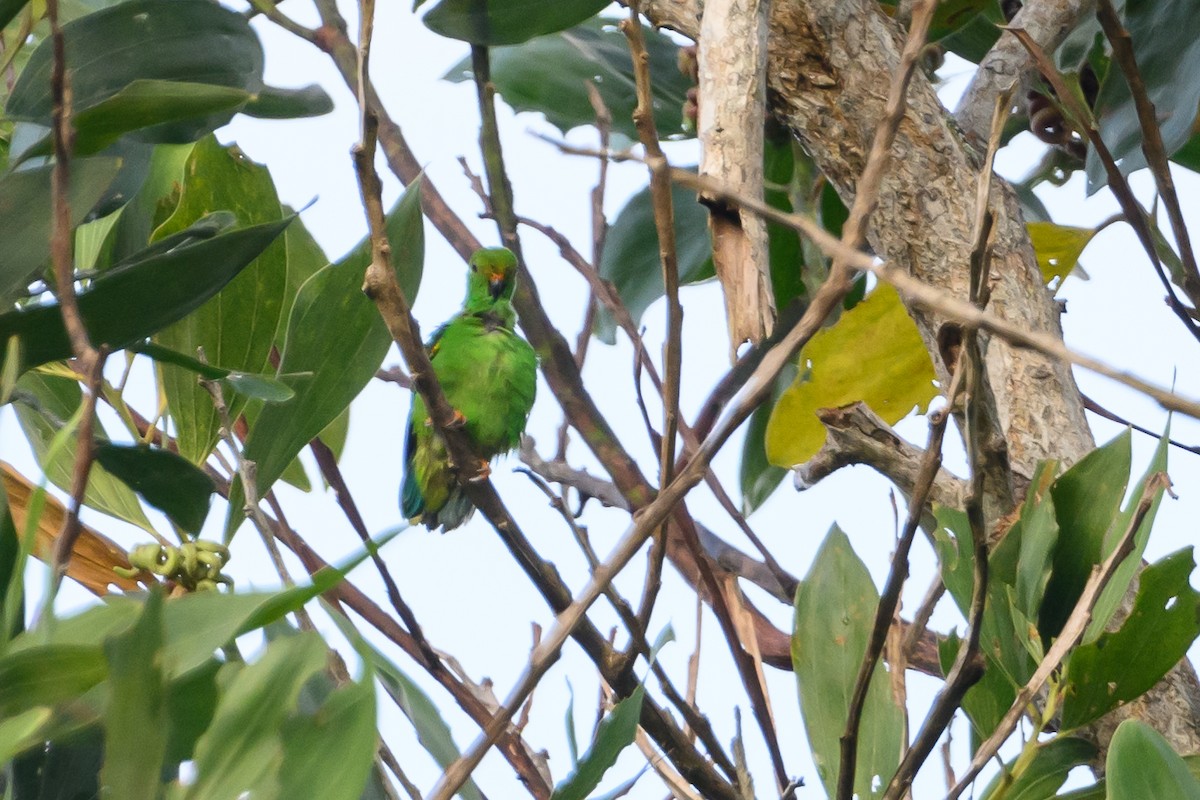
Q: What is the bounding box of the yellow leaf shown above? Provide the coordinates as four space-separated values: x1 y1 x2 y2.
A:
1027 221 1096 287
764 283 937 467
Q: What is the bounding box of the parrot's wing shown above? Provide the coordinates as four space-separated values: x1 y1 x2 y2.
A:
399 323 452 521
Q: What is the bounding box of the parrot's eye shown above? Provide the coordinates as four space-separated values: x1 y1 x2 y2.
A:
470 264 477 272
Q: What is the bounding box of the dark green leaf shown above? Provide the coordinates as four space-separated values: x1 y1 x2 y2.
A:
1085 0 1200 193
103 142 195 267
595 178 712 344
12 726 103 800
153 136 288 463
1039 430 1131 641
1087 429 1170 639
0 0 29 35
279 673 378 800
552 685 644 800
132 341 295 402
0 217 292 375
94 443 215 533
229 180 424 537
101 589 168 800
793 526 904 798
763 138 805 312
1062 548 1200 730
0 644 107 716
20 80 252 159
444 18 692 142
423 0 608 45
938 630 1014 750
186 633 327 799
243 83 335 119
1106 720 1200 800
978 736 1096 800
0 489 20 644
8 0 264 142
933 505 1037 690
0 157 122 304
739 364 796 514
14 371 155 532
936 1 1005 63
164 658 221 766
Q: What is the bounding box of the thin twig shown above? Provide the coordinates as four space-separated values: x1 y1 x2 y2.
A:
44 0 106 593
946 472 1173 799
882 84 1013 800
202 372 296 589
1005 25 1200 340
1095 0 1200 308
621 6 684 641
837 365 965 800
309 437 441 666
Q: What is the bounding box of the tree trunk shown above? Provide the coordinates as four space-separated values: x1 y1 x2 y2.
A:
635 0 1200 759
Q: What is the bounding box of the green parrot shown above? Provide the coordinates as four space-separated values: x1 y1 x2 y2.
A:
401 247 538 531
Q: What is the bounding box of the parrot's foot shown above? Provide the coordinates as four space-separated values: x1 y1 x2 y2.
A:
422 408 469 429
468 459 492 482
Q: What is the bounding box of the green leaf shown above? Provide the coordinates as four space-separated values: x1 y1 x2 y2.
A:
186 632 328 800
0 489 21 644
1087 429 1170 640
0 157 122 304
12 727 103 800
978 736 1096 800
739 364 795 514
8 0 264 144
94 443 215 533
1026 221 1097 287
1039 430 1132 641
0 0 29 35
132 341 295 402
104 142 195 267
443 18 692 142
765 283 937 467
935 0 1005 63
279 672 378 800
164 658 221 767
552 686 648 800
153 136 288 463
423 0 609 45
1061 548 1200 730
1106 720 1200 800
938 630 1015 750
13 371 155 532
326 608 486 800
133 340 295 400
0 216 293 375
20 80 253 158
101 589 168 800
229 180 424 537
594 178 713 344
763 137 806 312
1085 0 1200 193
243 83 334 119
792 526 904 799
552 685 644 800
0 707 52 763
0 643 107 716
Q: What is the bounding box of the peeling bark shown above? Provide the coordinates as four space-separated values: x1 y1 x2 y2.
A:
698 0 776 350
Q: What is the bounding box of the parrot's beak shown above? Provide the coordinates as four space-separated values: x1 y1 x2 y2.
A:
488 275 506 300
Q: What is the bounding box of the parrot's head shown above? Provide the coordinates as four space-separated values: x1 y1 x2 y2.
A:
466 247 519 308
